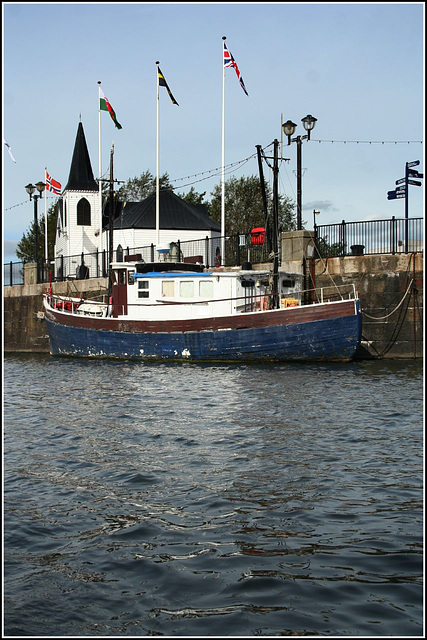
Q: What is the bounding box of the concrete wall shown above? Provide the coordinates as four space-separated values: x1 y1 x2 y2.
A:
4 276 108 353
280 231 423 359
3 254 423 358
314 253 423 359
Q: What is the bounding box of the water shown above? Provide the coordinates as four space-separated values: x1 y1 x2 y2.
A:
3 354 424 637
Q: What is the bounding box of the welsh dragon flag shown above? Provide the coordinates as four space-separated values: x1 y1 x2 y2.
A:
99 88 122 130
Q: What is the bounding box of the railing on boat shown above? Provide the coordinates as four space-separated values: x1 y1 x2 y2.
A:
44 284 357 317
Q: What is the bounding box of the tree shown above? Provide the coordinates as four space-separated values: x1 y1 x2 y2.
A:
315 235 346 258
113 170 173 201
178 186 208 208
208 175 296 235
16 201 58 262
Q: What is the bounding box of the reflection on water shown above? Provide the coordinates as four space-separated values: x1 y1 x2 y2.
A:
3 354 424 636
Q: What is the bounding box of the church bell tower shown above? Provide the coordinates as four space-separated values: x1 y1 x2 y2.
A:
54 122 101 278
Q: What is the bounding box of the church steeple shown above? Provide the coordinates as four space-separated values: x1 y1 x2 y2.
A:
63 122 98 191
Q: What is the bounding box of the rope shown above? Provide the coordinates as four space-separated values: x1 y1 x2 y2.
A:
362 278 414 320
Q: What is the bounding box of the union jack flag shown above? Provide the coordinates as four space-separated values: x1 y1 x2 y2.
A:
46 170 62 195
223 42 248 96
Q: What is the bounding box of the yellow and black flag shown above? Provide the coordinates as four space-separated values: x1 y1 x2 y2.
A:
157 66 179 105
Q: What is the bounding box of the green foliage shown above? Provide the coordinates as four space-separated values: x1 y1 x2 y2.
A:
113 170 173 202
208 175 296 235
16 201 58 262
178 186 208 208
315 235 346 258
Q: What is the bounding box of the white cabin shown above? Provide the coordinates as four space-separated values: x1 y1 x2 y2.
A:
109 259 303 320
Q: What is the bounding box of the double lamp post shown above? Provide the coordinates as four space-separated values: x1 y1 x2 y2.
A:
282 114 317 230
25 180 46 282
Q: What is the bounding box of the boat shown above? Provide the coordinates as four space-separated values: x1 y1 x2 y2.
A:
43 256 362 362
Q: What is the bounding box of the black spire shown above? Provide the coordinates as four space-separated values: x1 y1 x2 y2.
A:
63 122 98 191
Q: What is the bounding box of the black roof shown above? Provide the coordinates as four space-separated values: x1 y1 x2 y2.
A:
103 189 220 232
63 122 98 192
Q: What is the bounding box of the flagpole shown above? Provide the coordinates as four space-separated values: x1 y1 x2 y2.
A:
44 167 48 265
221 36 227 265
97 81 103 256
156 61 160 248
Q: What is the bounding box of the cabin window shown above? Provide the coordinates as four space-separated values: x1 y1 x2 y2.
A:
180 280 194 298
138 280 149 298
199 280 213 298
77 198 91 225
128 271 135 285
282 279 295 288
117 270 126 285
162 281 174 297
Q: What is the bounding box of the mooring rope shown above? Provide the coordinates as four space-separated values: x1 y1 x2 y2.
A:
361 278 414 320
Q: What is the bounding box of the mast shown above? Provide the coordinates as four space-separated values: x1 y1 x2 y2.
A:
256 145 271 254
97 81 103 257
156 61 160 248
221 36 226 265
108 144 114 297
44 167 48 265
272 139 279 309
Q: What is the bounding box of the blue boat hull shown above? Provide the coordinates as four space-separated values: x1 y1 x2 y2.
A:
45 301 362 362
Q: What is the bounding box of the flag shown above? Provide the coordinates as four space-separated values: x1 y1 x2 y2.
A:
99 87 122 129
223 42 248 96
158 67 179 105
4 138 16 163
46 170 62 195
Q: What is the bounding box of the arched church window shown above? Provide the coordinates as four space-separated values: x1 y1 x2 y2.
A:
116 244 123 262
77 198 91 226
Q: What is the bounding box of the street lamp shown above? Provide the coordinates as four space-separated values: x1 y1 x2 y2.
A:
282 114 317 230
25 181 45 281
313 208 320 229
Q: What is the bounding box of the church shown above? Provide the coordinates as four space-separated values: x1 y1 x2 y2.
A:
55 122 221 278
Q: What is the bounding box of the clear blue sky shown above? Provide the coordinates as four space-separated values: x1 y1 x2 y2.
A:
3 2 424 260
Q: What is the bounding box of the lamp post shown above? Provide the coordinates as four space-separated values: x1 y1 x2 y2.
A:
282 115 317 230
25 181 46 282
313 208 320 230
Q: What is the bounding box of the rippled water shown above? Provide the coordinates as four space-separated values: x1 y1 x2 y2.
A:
3 354 424 637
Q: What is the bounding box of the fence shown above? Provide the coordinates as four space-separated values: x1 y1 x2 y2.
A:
4 233 273 286
4 261 26 286
4 218 423 286
314 217 424 257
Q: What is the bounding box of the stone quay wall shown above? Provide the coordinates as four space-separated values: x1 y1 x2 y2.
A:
4 272 109 353
281 231 423 359
3 251 423 358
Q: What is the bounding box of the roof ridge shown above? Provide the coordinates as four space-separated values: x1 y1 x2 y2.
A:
109 190 220 231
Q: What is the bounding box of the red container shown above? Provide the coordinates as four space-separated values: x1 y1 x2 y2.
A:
251 227 265 245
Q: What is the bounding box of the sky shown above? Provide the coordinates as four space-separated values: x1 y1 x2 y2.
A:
2 2 425 261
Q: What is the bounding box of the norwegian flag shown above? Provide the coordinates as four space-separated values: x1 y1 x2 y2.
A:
46 170 62 195
223 41 248 96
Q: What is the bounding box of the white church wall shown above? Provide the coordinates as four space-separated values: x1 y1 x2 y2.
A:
100 228 221 265
101 228 220 257
54 190 101 278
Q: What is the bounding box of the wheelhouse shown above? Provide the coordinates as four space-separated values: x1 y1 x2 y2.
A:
109 259 303 320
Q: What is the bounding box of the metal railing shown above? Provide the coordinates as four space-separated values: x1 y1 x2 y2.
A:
5 217 423 286
314 217 423 257
4 260 26 286
43 282 357 319
4 233 274 285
